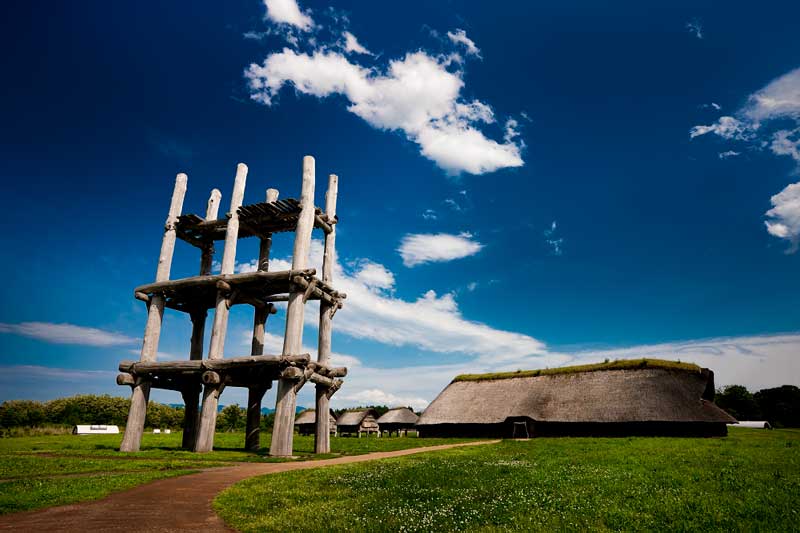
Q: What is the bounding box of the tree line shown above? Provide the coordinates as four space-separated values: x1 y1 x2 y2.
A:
0 395 185 433
715 385 800 427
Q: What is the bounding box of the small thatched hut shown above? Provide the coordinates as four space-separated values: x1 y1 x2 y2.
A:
294 409 338 436
416 359 736 438
377 407 419 436
337 409 380 437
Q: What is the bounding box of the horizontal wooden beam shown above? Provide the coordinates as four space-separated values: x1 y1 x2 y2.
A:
134 269 316 296
119 353 311 375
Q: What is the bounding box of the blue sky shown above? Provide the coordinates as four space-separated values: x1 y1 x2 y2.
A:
1 0 799 409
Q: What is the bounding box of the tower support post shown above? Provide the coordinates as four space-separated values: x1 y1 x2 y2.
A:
270 156 315 457
195 164 248 452
121 173 187 452
315 174 338 454
244 188 279 451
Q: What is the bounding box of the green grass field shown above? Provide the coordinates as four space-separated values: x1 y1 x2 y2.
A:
215 428 800 532
0 430 470 515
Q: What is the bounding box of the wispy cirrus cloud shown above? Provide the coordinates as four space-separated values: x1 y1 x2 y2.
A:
398 232 484 267
685 20 703 40
446 29 481 58
0 322 137 347
690 66 800 251
342 31 372 56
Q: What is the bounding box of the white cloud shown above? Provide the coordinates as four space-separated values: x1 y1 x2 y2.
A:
422 209 438 220
397 232 484 267
690 67 800 245
263 0 313 31
0 322 137 347
690 116 749 140
243 31 268 41
126 349 177 362
559 333 800 393
765 181 800 253
245 46 523 174
353 260 395 290
543 220 563 256
274 239 546 362
342 31 372 55
242 330 362 369
0 365 119 402
741 67 800 123
444 198 463 212
690 67 800 145
336 388 429 411
686 20 703 39
770 129 800 162
446 29 481 58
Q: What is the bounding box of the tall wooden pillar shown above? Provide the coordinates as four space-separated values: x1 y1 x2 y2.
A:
244 188 279 452
121 173 187 452
195 164 248 452
182 189 221 450
270 156 315 457
315 174 338 453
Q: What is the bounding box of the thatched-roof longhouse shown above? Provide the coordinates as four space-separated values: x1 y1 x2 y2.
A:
337 409 380 437
294 409 338 436
377 407 419 436
416 359 736 438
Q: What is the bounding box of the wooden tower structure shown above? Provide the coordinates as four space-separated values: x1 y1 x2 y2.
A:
117 156 346 456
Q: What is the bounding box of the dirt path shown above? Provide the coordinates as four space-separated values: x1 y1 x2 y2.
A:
0 440 497 532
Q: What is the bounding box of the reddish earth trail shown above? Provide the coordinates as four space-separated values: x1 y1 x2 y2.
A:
0 440 496 532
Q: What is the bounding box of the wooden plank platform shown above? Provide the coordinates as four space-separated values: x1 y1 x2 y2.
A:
175 198 336 248
132 269 343 314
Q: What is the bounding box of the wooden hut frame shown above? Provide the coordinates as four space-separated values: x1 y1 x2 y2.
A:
118 157 346 456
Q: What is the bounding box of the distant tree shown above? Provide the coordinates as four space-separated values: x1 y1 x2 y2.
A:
146 402 184 429
260 411 276 433
755 385 800 428
217 404 246 432
715 385 761 421
0 400 46 428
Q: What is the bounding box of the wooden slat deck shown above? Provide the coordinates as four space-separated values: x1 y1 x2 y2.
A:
175 198 335 247
134 269 309 313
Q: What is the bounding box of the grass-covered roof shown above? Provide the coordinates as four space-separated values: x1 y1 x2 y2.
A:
453 358 701 383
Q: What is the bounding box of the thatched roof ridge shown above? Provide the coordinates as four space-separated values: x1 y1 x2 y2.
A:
454 358 702 382
418 365 735 426
295 409 336 425
337 408 378 427
377 407 419 425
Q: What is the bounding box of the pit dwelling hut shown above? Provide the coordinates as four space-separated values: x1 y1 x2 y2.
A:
295 409 338 436
337 409 380 437
416 359 736 438
377 407 419 436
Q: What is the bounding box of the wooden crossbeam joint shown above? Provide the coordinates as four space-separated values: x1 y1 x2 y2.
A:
302 279 319 303
134 291 150 303
325 379 344 399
